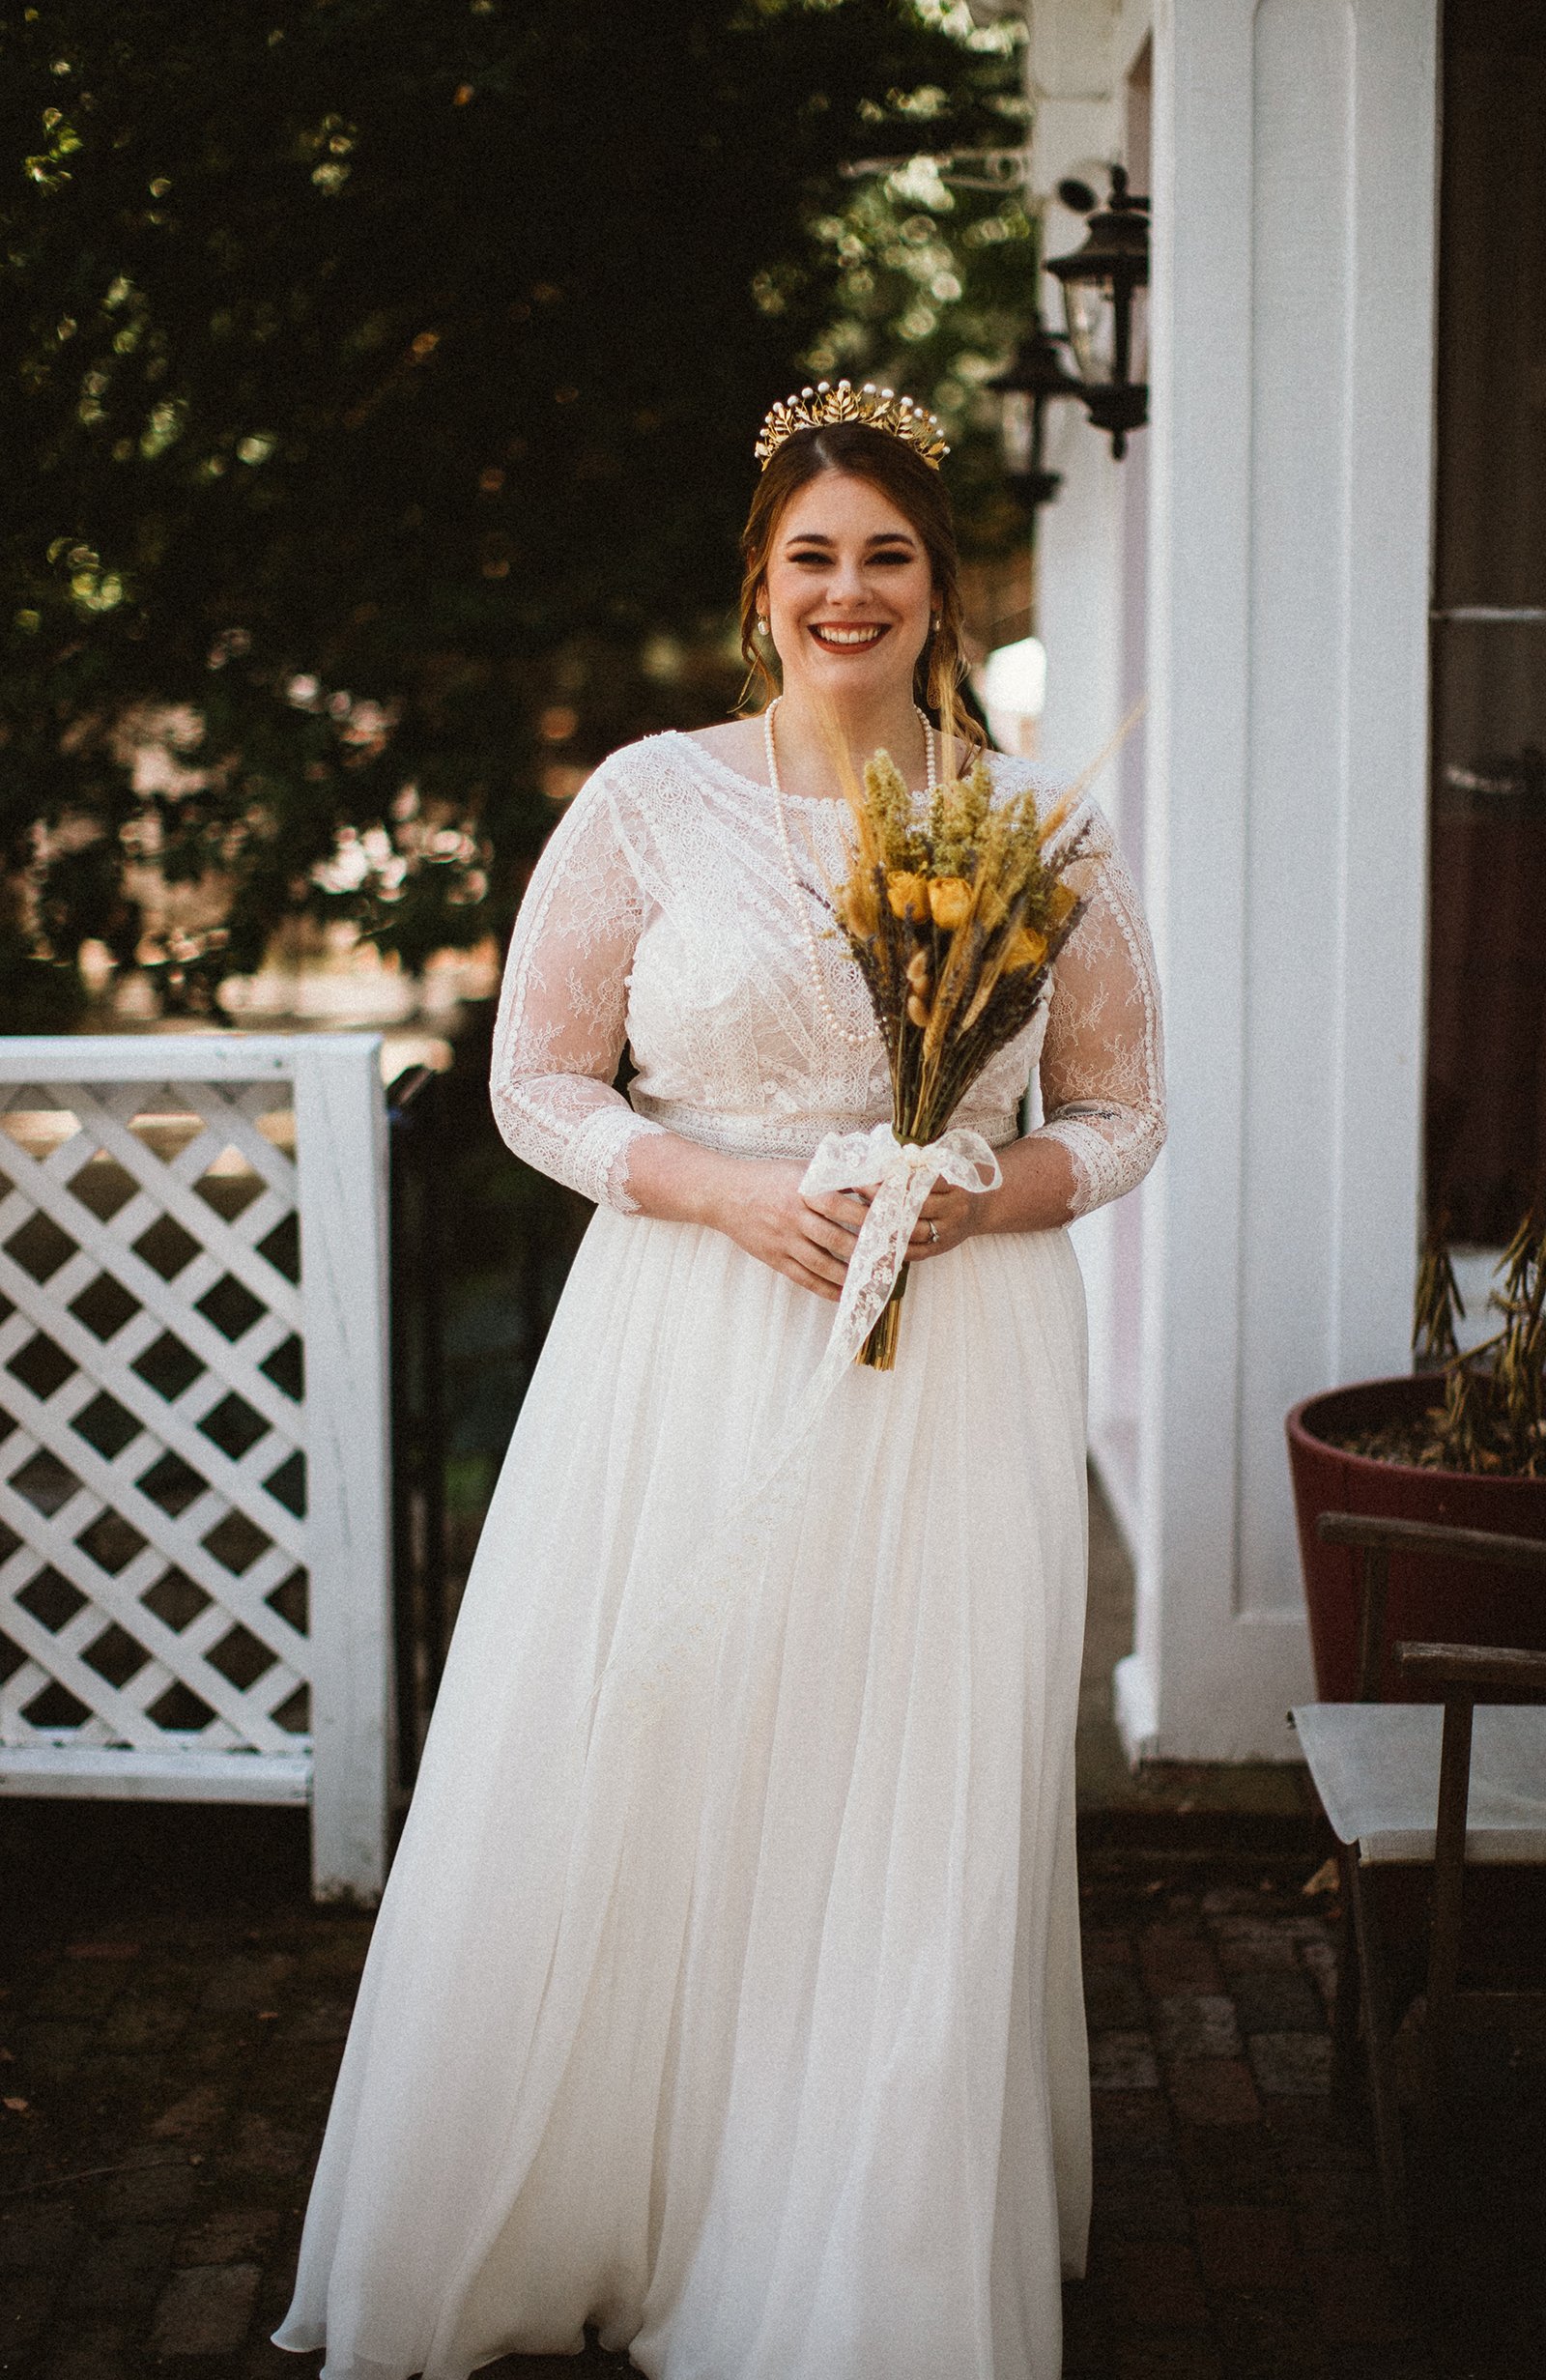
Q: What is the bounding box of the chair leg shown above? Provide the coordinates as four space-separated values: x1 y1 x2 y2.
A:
1331 1846 1362 2088
1419 1693 1473 2155
1347 1854 1408 2263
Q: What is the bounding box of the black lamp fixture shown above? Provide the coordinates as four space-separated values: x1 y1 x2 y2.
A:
985 311 1085 515
1045 164 1150 459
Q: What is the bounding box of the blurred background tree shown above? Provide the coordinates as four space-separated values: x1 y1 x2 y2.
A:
1 0 1033 1027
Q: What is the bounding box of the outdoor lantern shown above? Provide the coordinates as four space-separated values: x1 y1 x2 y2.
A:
1045 164 1150 459
985 314 1084 515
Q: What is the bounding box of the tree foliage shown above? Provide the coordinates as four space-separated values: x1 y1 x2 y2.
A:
1 0 1031 1024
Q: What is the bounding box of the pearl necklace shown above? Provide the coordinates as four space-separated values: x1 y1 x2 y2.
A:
763 695 936 1054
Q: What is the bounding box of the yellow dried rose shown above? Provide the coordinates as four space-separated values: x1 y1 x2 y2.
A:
1002 925 1048 971
927 876 972 930
885 871 930 923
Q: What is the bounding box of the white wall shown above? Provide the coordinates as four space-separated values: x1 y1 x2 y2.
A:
1027 0 1440 1758
1122 0 1439 1757
1027 1 1153 1539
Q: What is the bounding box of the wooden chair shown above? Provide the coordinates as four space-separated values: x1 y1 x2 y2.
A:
1291 1511 1546 2261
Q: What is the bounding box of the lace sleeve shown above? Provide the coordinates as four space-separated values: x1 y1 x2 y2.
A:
1031 807 1166 1218
489 767 665 1213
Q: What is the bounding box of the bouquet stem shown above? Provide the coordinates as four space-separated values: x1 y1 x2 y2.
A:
860 1261 909 1371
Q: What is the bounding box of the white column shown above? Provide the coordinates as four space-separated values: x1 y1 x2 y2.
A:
295 1036 394 1898
1027 1 1156 1534
1119 0 1439 1758
1028 0 1129 789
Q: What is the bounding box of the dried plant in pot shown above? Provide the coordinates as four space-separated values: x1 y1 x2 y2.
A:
1285 1210 1546 1700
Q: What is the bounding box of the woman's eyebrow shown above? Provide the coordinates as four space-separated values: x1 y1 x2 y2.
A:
781 530 918 549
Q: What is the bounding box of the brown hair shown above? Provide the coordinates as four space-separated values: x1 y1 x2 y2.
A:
736 420 985 763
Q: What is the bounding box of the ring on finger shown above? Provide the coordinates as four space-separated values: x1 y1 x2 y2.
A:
927 1219 939 1246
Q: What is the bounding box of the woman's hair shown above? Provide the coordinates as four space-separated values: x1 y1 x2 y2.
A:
736 420 985 763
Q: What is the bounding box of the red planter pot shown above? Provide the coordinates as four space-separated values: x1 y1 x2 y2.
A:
1286 1374 1546 1701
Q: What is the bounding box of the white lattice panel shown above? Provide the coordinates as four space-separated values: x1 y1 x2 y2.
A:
0 1037 391 1900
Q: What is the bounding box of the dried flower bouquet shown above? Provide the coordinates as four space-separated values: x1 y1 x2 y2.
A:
829 748 1090 1368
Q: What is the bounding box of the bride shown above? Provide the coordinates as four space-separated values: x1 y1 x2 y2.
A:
276 383 1164 2380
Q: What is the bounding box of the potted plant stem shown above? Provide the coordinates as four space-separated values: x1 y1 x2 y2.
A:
1286 1210 1546 1700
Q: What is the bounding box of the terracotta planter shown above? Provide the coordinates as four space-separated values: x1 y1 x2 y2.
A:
1286 1374 1546 1701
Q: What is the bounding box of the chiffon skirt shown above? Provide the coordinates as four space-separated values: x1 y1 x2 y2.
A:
275 1206 1093 2380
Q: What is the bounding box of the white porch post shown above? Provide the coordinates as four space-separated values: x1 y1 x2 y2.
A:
294 1037 393 1899
1026 2 1156 1543
1119 0 1440 1758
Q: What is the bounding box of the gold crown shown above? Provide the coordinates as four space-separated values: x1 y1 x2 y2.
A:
755 379 949 472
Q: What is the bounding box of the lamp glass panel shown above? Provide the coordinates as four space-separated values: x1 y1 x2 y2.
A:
1063 277 1116 387
1000 388 1035 473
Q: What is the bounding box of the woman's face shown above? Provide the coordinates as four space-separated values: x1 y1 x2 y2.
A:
760 471 936 706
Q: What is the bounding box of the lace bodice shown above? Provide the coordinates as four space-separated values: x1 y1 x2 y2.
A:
491 731 1164 1219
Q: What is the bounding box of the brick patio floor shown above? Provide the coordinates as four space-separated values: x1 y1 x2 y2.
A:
2 1804 1542 2380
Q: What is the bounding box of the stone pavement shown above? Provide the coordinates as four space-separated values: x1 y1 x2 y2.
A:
1067 1849 1544 2380
3 1800 1542 2380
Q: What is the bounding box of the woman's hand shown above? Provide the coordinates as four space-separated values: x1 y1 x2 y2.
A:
706 1162 988 1297
631 1129 1075 1267
902 1179 988 1260
703 1159 873 1304
634 1138 1003 1299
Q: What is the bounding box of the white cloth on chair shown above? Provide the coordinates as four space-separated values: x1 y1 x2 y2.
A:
1292 1703 1546 1862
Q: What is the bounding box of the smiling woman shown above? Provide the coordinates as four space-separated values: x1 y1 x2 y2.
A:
772 479 931 672
276 392 1166 2380
732 413 987 782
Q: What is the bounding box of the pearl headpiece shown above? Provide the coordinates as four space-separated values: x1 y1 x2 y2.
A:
755 378 949 473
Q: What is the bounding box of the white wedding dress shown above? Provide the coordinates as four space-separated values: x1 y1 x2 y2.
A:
276 731 1164 2380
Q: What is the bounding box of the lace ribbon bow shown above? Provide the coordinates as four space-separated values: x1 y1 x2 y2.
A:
800 1121 1003 1366
594 1125 1002 1730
